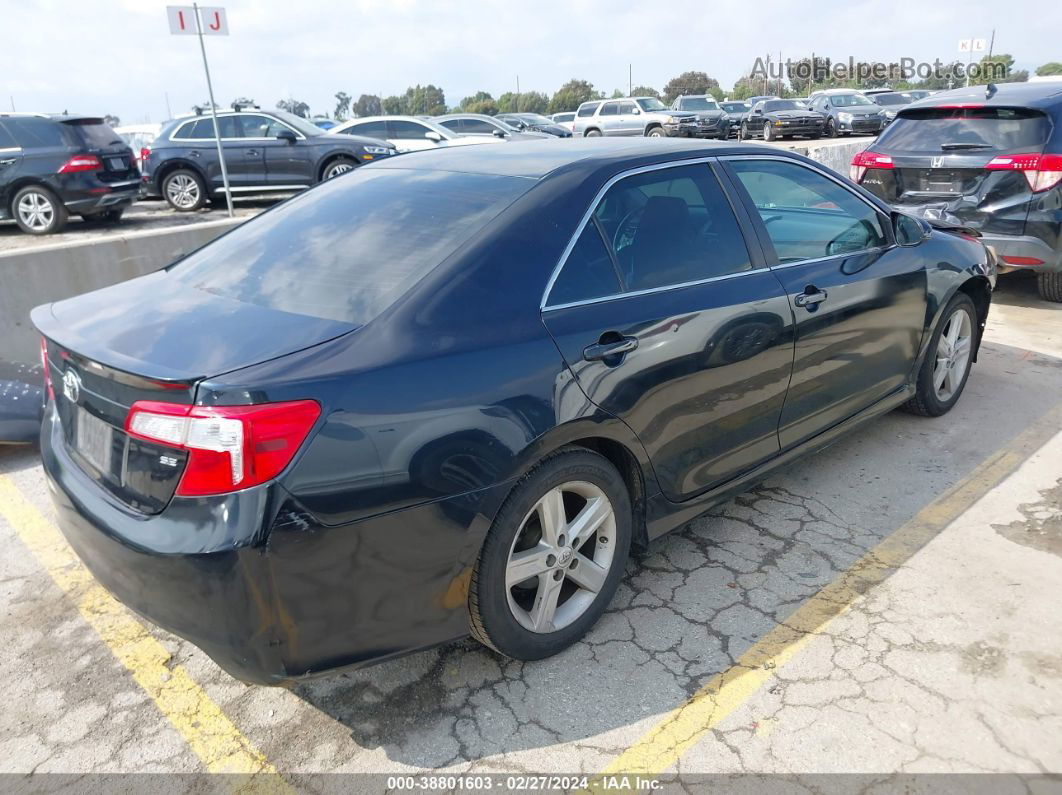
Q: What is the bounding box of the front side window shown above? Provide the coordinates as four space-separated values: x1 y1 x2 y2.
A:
239 115 286 138
388 120 432 140
636 98 667 112
728 159 887 263
461 118 499 134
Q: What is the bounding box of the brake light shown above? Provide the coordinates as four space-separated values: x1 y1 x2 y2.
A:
125 399 321 496
934 103 985 109
140 146 151 163
1001 255 1045 266
850 151 894 182
986 153 1062 192
40 338 54 401
57 154 103 173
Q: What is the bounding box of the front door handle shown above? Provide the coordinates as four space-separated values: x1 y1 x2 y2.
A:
583 336 638 362
794 287 828 308
245 149 259 156
189 150 201 158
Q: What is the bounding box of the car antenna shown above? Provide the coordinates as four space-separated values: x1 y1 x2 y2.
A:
986 83 998 99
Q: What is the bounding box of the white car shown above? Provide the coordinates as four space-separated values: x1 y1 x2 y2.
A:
115 123 161 169
327 115 504 153
550 112 576 132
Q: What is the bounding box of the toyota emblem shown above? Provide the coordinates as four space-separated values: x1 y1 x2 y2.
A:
62 368 81 404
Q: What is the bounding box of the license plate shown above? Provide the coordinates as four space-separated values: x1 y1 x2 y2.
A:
107 157 126 170
75 408 114 474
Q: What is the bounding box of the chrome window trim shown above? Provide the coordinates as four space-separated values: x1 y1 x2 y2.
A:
0 147 22 154
169 113 305 143
541 156 758 311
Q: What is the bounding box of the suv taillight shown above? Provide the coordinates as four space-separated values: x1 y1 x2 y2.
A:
125 400 321 496
57 154 103 174
140 146 151 163
985 153 1062 192
850 151 894 182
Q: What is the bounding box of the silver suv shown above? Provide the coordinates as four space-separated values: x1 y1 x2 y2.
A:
571 96 698 138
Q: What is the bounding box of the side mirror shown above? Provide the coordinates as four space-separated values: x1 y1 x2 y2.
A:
631 107 641 115
276 129 297 143
893 212 930 246
823 102 831 109
492 129 506 138
752 107 763 114
424 131 443 143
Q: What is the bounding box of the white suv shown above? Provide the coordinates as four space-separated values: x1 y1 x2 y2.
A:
571 97 699 138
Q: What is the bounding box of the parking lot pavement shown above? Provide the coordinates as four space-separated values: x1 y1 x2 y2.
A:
0 272 1059 783
0 198 277 254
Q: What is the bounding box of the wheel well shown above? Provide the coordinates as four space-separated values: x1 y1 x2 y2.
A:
155 160 205 189
583 127 600 136
645 123 663 133
319 153 359 181
4 178 55 211
957 275 992 360
568 436 649 551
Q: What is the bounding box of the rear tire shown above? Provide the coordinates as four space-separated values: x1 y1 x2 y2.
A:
901 293 977 417
1037 272 1062 303
12 185 67 235
162 168 207 212
584 128 602 138
469 447 631 661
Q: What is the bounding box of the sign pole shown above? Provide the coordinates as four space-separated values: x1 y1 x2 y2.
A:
193 2 233 217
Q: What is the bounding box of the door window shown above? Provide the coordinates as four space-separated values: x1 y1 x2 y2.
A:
459 118 498 134
185 116 240 139
239 115 286 138
599 103 620 116
388 120 433 140
5 117 67 148
548 224 623 306
345 120 389 139
0 122 17 149
728 159 887 262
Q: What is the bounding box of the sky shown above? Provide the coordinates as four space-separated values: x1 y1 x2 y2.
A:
3 0 1061 124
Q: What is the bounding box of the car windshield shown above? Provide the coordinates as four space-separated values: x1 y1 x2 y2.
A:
67 120 123 148
721 102 750 113
636 98 667 112
873 93 912 106
679 98 720 111
875 107 1050 154
270 111 324 137
830 94 875 107
169 169 531 325
763 100 806 112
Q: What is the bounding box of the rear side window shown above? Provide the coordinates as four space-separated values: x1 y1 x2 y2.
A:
600 103 619 116
65 120 122 148
170 169 530 325
876 107 1050 153
345 120 388 139
5 117 68 148
548 225 622 306
0 123 16 149
577 103 600 118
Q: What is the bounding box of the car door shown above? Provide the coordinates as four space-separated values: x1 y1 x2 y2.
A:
721 156 928 449
240 114 309 187
0 121 24 193
541 161 796 502
597 102 623 136
178 116 258 190
341 119 397 149
616 101 642 135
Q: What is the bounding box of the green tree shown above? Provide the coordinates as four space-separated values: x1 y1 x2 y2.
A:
631 86 660 98
610 89 624 99
381 95 406 115
1037 62 1062 76
103 113 120 127
497 90 549 113
548 79 601 114
354 94 383 117
334 91 351 121
973 53 1027 84
276 97 310 117
662 71 722 102
461 91 497 114
402 84 446 116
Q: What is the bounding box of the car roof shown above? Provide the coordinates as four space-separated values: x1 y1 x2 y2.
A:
908 82 1062 111
435 113 502 121
366 137 800 179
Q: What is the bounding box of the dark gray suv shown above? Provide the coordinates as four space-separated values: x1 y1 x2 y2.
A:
142 109 397 211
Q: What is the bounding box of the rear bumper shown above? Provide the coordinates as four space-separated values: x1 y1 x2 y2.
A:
979 233 1062 273
62 180 139 214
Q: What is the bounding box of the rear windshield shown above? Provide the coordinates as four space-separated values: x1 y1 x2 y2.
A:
65 120 124 148
876 107 1050 153
872 93 911 106
169 168 530 325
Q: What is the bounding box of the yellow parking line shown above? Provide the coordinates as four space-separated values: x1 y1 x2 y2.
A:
0 475 287 785
588 403 1062 788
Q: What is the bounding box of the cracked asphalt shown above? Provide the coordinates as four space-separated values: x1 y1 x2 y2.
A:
0 270 1060 784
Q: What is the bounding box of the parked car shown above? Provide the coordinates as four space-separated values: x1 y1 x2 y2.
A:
739 99 826 141
435 114 551 140
496 113 572 138
745 95 780 107
141 109 396 211
861 88 897 97
311 117 337 130
720 101 752 136
115 123 161 170
572 97 699 137
0 357 43 444
852 81 1062 301
0 113 139 234
904 90 936 101
550 112 576 132
807 90 886 137
330 115 502 153
869 91 914 123
669 95 730 139
34 138 994 684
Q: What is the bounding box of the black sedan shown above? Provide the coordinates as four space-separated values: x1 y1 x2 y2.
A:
35 139 994 684
740 99 827 141
496 113 573 138
141 109 397 211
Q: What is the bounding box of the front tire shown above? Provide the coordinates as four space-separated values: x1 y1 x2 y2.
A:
738 123 749 141
1037 272 1062 303
824 118 837 138
469 447 631 661
646 126 666 138
901 293 977 417
763 121 776 142
12 186 67 235
162 169 207 212
322 156 357 180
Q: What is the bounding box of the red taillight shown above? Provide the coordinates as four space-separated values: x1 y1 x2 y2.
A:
934 103 985 109
850 150 894 182
986 153 1062 192
125 399 321 496
40 338 54 401
1001 255 1045 266
57 154 103 174
140 146 151 163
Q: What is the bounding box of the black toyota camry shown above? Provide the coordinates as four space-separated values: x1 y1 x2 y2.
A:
36 139 995 684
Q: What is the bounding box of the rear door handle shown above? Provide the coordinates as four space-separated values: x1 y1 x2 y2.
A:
245 149 259 156
794 288 828 308
189 150 201 158
583 337 638 362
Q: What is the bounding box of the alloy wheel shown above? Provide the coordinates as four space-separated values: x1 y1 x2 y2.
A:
325 161 354 179
16 192 55 232
504 481 617 634
166 174 200 209
933 308 973 402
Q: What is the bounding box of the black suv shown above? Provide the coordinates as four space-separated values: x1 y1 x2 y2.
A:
0 114 139 235
851 82 1062 302
142 109 397 211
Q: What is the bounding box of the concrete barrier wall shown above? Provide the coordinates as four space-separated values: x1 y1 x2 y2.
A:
0 138 873 365
0 218 242 363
